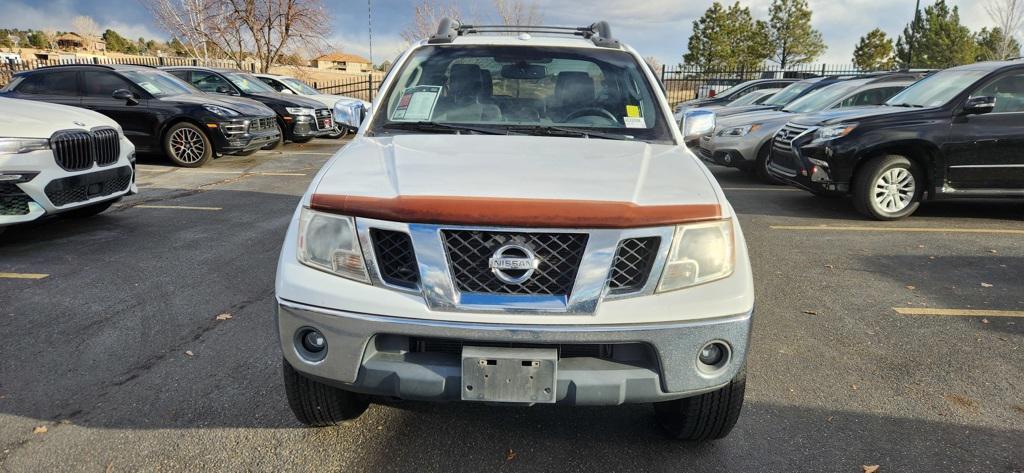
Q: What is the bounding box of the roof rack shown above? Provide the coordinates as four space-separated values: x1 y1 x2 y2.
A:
428 18 620 49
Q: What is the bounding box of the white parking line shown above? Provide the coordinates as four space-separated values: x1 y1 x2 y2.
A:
135 169 306 177
0 272 49 280
894 307 1024 318
721 187 800 192
135 205 222 211
770 225 1024 235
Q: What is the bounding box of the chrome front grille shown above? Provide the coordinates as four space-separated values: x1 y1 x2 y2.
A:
607 237 660 294
442 230 588 296
249 117 276 133
313 109 334 130
772 123 813 152
51 128 121 171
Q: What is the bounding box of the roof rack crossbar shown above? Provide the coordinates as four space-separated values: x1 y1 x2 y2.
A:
428 18 621 49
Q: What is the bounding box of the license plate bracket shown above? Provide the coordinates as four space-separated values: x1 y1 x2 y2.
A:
461 347 557 403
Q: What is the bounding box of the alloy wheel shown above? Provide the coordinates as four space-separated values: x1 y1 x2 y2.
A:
169 127 207 164
873 167 915 213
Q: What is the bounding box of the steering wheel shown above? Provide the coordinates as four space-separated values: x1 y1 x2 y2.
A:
564 107 619 124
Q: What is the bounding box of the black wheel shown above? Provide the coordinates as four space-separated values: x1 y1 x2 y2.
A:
754 145 783 185
654 373 745 441
164 122 213 167
60 199 117 218
282 359 368 426
852 154 923 220
325 128 349 139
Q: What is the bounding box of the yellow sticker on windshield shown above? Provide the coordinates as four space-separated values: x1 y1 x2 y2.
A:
626 105 640 117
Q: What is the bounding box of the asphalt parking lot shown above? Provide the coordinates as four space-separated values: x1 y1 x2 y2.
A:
0 140 1021 472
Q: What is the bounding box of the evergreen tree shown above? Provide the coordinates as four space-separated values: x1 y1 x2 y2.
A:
767 0 826 69
684 1 770 70
976 27 1021 61
852 28 896 70
896 0 977 68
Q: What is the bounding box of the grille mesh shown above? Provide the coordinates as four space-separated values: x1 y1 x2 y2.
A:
45 170 132 207
51 128 121 171
0 183 32 216
371 229 420 288
249 117 276 132
443 230 587 296
607 237 659 294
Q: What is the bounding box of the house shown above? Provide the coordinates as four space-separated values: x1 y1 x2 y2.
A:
311 53 372 73
55 32 106 52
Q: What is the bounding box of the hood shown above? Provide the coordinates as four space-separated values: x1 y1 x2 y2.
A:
717 109 792 129
302 94 367 108
313 135 722 209
0 97 118 138
792 105 915 126
713 105 778 119
163 93 275 116
249 92 326 110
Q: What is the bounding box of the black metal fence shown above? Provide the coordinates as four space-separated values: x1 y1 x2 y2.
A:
0 56 257 85
660 64 867 106
312 75 382 102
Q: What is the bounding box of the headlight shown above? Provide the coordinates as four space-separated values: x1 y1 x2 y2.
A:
716 124 761 137
297 208 369 283
657 219 735 293
202 105 240 117
813 123 857 142
286 107 316 116
0 137 49 154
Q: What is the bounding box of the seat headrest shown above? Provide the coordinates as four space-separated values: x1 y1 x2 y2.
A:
448 64 483 100
480 69 493 98
554 71 594 103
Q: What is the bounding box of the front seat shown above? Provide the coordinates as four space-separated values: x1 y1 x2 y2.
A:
435 64 501 122
548 71 595 122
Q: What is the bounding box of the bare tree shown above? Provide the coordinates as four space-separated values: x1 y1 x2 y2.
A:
71 16 101 42
492 0 542 26
985 0 1024 59
223 0 331 73
41 28 58 50
643 56 662 73
146 0 213 62
401 0 465 43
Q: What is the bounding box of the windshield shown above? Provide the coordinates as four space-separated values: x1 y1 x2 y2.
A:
120 70 197 97
763 81 815 106
730 90 776 107
783 80 866 113
226 73 277 94
369 45 674 144
282 77 320 95
885 69 989 107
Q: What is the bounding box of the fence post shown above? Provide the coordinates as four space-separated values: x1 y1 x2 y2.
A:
367 74 373 102
821 64 826 76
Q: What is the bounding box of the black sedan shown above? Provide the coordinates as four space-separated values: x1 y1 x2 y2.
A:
0 64 281 167
162 67 338 143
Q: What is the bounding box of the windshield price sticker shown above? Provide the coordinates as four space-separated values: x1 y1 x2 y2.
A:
393 85 442 121
623 104 644 128
138 82 161 94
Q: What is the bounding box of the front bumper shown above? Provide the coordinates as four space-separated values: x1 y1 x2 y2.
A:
767 137 849 194
278 299 752 405
212 117 282 154
286 114 338 140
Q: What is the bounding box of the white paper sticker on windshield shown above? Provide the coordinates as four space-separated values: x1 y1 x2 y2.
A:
393 85 441 121
138 82 160 94
623 116 645 128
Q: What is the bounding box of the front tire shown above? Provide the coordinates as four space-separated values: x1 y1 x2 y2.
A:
164 122 213 168
852 154 923 220
654 373 746 441
282 359 369 426
754 145 782 185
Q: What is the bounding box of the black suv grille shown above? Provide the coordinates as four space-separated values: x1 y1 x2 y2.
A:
371 229 420 288
0 183 32 216
442 230 587 296
51 128 121 171
771 123 814 173
607 237 659 294
249 117 276 132
44 166 132 207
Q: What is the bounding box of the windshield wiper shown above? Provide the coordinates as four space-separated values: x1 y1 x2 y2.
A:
887 103 924 108
510 125 635 141
381 121 518 136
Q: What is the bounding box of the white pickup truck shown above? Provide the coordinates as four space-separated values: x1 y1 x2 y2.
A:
275 19 754 441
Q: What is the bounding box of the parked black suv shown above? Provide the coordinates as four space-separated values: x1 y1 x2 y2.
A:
768 61 1024 220
0 64 281 167
161 67 337 143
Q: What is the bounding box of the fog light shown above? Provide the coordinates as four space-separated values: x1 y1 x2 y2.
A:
302 330 326 353
699 343 725 365
722 153 732 164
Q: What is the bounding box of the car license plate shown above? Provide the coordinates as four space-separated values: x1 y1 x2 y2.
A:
461 347 557 403
322 118 333 129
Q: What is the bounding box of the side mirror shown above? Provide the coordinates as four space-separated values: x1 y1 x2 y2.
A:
682 109 716 145
963 96 996 115
112 88 138 105
215 85 237 95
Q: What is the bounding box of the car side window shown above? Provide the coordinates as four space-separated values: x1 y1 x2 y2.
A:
191 71 232 93
973 71 1024 113
167 70 191 82
82 71 134 97
259 77 286 92
16 71 78 95
838 87 904 108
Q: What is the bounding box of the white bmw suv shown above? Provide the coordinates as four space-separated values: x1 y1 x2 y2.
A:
0 97 136 233
275 20 754 441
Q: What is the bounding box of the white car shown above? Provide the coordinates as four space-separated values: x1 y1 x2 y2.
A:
274 19 754 442
254 73 370 138
0 97 136 233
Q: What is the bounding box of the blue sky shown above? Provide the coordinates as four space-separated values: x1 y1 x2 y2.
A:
0 0 1001 66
